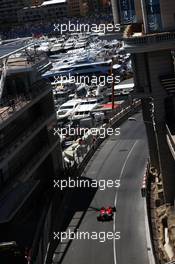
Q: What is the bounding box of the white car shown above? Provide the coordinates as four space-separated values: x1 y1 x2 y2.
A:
57 99 81 120
71 98 99 121
128 117 136 121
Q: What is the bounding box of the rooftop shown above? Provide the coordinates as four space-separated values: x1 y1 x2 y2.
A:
0 38 33 60
1 55 51 75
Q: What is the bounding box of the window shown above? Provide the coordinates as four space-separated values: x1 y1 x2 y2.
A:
145 0 162 32
119 0 136 23
60 105 74 110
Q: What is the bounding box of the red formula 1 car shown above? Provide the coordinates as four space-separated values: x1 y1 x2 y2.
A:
97 207 116 222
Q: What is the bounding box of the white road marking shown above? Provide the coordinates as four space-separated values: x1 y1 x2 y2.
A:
113 140 138 264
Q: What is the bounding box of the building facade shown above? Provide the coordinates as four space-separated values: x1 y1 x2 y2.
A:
0 0 31 25
67 0 89 16
18 0 68 23
111 1 175 261
113 0 175 204
111 0 136 24
111 0 143 24
0 50 64 262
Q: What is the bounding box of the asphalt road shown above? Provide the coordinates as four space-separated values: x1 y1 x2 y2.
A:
53 112 149 264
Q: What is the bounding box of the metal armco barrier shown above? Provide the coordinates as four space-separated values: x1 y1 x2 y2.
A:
64 100 141 172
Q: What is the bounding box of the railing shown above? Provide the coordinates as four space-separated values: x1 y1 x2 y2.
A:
123 24 175 46
18 144 50 182
63 100 141 172
0 113 54 162
0 98 28 122
6 54 49 71
0 80 51 123
0 144 50 206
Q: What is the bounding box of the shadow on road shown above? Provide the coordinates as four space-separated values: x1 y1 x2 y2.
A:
50 176 98 264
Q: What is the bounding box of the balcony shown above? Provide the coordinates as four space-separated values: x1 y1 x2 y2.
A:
4 55 52 75
166 124 175 160
0 179 40 224
123 24 175 53
0 113 57 164
0 79 51 126
19 138 60 183
160 75 175 94
0 135 60 193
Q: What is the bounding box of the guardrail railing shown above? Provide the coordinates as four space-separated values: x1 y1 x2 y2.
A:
0 80 50 123
123 29 175 46
63 100 141 172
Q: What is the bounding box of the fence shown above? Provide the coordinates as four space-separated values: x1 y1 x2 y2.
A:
63 99 140 175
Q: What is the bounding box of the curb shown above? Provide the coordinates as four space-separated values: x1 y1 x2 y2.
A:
144 197 156 264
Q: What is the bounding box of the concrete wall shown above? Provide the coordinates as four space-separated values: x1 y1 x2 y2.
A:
148 51 175 204
111 0 120 24
134 0 143 23
132 53 151 94
148 51 173 99
133 50 175 203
